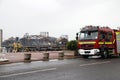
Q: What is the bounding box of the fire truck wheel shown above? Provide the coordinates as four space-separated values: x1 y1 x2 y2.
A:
101 49 108 59
83 55 89 58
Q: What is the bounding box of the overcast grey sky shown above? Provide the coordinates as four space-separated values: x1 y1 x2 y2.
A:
0 0 120 40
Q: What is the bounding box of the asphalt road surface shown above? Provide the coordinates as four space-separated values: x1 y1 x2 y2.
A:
0 57 120 80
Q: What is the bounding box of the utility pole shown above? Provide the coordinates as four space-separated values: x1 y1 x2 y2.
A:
0 29 2 53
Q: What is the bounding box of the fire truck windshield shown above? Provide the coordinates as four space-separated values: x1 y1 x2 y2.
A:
79 31 98 40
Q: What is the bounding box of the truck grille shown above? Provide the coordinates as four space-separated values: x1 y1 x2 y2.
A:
85 51 90 53
80 44 94 49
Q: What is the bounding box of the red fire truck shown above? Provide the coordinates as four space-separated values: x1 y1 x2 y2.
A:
76 25 120 58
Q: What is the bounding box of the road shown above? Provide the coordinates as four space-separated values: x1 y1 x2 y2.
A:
0 57 120 80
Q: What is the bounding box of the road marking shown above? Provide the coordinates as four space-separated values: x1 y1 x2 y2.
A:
80 61 110 67
49 59 58 62
0 68 56 78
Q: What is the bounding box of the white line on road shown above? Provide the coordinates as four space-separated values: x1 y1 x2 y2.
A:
80 61 111 67
49 59 59 62
0 68 57 78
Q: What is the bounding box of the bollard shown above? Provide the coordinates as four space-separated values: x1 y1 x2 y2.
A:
43 52 49 60
24 53 31 62
59 51 64 57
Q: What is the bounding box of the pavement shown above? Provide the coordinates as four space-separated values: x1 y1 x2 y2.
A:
0 50 80 64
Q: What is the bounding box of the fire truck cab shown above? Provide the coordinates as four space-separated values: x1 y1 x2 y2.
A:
76 25 120 58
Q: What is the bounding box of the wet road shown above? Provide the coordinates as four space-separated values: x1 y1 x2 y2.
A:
0 58 120 80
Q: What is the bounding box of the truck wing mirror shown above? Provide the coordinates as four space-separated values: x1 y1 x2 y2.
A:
76 33 78 40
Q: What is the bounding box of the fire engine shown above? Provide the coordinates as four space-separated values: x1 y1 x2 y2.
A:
76 25 120 58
